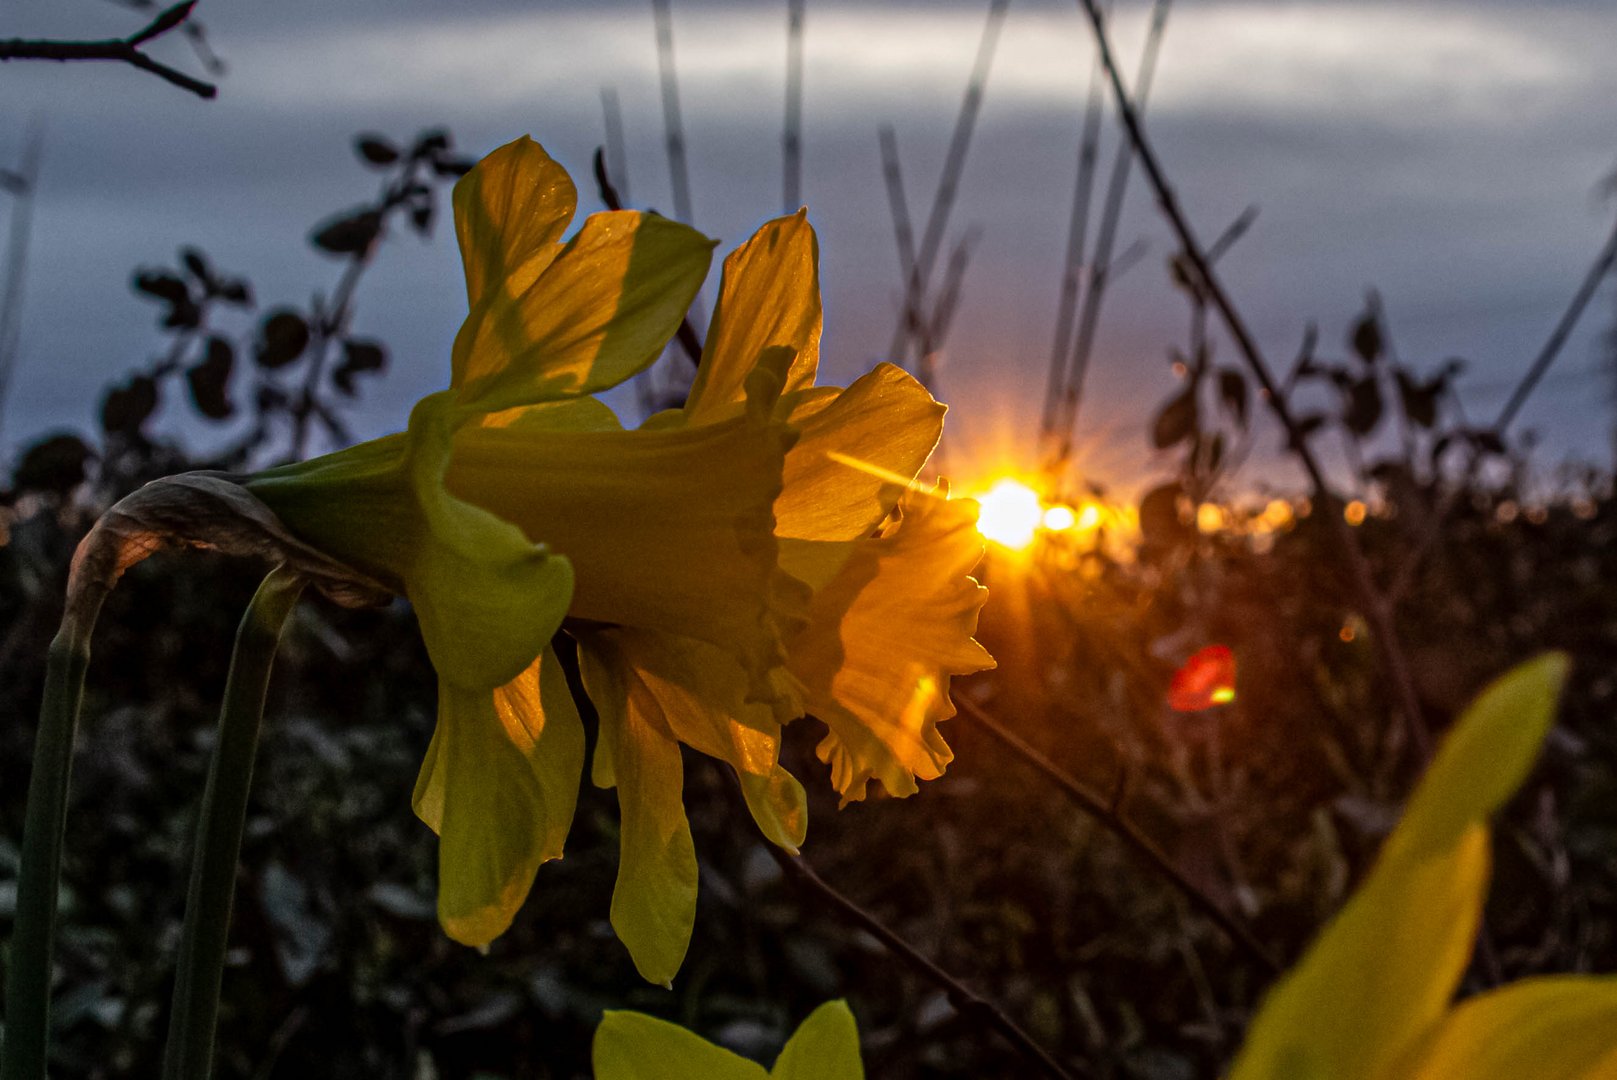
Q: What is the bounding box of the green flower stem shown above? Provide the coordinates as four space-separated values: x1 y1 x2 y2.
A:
162 566 305 1080
1 593 108 1080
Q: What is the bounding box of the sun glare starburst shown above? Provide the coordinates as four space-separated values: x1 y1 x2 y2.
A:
975 478 1044 549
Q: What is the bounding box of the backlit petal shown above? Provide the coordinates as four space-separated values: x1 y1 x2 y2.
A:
593 1011 769 1080
1229 655 1568 1080
453 135 576 309
1396 977 1617 1080
413 649 585 946
452 211 716 412
447 359 809 712
792 488 993 804
684 212 821 421
770 1000 865 1080
580 639 700 987
774 363 944 541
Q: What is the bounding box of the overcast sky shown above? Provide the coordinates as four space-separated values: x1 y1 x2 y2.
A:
2 0 1615 494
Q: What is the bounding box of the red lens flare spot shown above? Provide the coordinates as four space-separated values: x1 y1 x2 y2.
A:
1168 645 1236 712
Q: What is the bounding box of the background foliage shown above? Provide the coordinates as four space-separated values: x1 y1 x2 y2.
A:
1 126 1615 1080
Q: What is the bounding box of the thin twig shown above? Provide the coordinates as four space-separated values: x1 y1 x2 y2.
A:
784 0 806 212
0 117 44 441
1040 49 1107 436
1052 0 1172 466
592 147 704 368
753 824 1088 1080
1387 211 1617 605
0 2 216 99
1069 0 1434 758
885 0 1009 368
957 698 1281 975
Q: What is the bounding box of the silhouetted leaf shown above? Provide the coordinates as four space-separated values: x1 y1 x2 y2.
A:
1343 375 1383 435
355 134 399 167
101 375 159 438
133 270 189 307
310 208 382 256
179 247 211 285
186 335 235 420
256 309 310 369
414 129 451 156
332 338 387 396
214 276 252 306
430 155 475 178
1218 368 1249 427
1287 412 1326 451
1153 389 1199 449
255 383 289 415
410 201 434 236
14 433 93 496
1395 369 1439 429
1138 482 1189 550
1351 310 1382 365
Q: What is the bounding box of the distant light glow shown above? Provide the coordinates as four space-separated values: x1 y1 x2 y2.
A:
1168 645 1237 712
1076 504 1102 530
976 479 1044 549
1344 499 1368 526
1042 505 1077 531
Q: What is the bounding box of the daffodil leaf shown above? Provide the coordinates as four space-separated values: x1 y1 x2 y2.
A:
1396 976 1617 1080
453 135 576 308
415 649 585 946
686 211 821 421
793 488 992 804
452 211 716 413
592 1011 768 1080
1229 654 1569 1080
580 641 699 987
770 1000 864 1080
774 363 944 542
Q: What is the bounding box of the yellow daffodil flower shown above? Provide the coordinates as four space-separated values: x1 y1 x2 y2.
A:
593 999 864 1079
1230 654 1617 1080
246 138 993 982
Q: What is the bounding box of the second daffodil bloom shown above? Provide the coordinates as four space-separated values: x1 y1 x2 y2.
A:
245 136 993 983
1229 654 1617 1080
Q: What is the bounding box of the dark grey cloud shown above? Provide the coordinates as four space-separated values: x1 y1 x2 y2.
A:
0 0 1613 494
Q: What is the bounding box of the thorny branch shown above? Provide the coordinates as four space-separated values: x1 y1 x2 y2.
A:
0 2 216 100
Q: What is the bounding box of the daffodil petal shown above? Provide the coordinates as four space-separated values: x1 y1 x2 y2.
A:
453 135 576 309
406 393 573 690
581 627 807 851
415 651 585 946
452 211 716 412
580 639 699 987
1229 828 1490 1080
1229 655 1569 1080
1395 976 1617 1080
475 395 623 433
593 1011 769 1080
685 211 821 421
447 365 808 712
770 1000 865 1080
774 363 945 541
792 488 992 804
740 766 808 853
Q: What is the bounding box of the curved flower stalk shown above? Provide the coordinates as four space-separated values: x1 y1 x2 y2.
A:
244 138 992 979
1229 654 1617 1080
